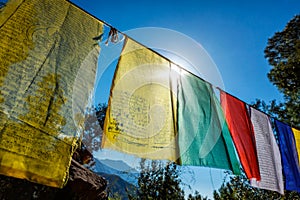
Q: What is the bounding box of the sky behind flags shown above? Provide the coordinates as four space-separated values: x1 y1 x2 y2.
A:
0 0 300 198
102 36 242 174
100 28 300 195
99 29 300 196
70 0 300 105
69 0 300 198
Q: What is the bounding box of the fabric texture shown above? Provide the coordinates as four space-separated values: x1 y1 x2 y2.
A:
249 108 284 194
274 120 300 192
177 70 240 174
220 91 260 180
102 38 240 175
102 38 179 161
0 0 102 187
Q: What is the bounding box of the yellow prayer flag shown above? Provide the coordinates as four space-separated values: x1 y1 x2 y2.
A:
102 38 179 161
0 0 103 187
292 128 300 164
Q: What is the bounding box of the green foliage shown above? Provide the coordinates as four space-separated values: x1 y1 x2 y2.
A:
215 14 300 200
128 159 185 200
251 98 288 124
187 191 208 200
264 14 300 128
95 103 108 129
108 192 122 200
213 172 300 200
82 103 107 152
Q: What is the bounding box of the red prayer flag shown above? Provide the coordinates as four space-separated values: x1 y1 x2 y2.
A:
220 91 261 181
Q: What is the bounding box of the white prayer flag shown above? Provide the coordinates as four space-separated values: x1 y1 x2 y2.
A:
249 107 284 194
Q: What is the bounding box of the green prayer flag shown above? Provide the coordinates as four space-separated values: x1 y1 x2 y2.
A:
177 70 240 174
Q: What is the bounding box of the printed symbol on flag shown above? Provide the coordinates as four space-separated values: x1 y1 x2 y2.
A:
111 63 175 139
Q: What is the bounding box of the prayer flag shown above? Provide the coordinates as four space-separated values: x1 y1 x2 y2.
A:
249 108 284 194
102 38 178 161
292 128 300 163
274 120 300 192
177 70 240 174
220 91 260 180
102 38 240 174
0 0 102 187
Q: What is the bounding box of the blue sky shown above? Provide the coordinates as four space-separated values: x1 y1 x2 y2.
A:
71 0 299 105
69 0 299 198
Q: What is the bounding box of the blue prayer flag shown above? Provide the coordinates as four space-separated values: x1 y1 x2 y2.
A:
275 120 300 193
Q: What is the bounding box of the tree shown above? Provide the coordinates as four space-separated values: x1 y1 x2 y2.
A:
187 191 208 200
128 159 185 200
264 14 300 128
251 99 286 121
214 15 300 200
82 103 107 152
125 160 210 200
213 172 300 200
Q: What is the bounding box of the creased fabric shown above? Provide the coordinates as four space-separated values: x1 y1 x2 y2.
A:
274 120 300 192
0 0 102 187
102 37 240 174
249 108 284 194
102 37 178 161
177 70 240 174
220 91 260 180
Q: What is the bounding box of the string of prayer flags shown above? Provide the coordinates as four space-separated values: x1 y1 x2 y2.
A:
102 36 241 174
102 37 179 161
274 120 300 192
292 128 300 163
0 0 103 187
64 0 300 193
176 70 241 174
220 91 260 180
2 0 300 194
249 108 284 194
